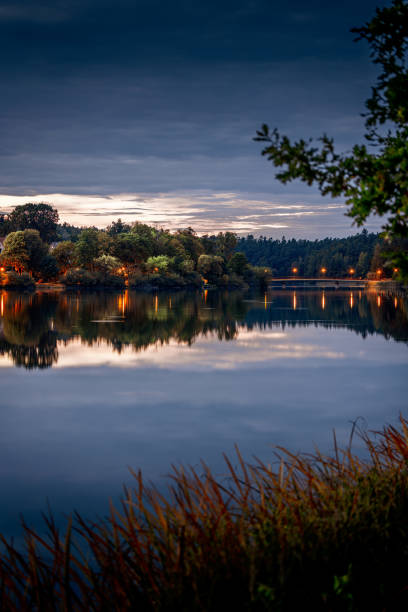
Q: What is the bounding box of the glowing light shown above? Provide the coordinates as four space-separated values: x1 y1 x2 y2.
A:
118 295 123 314
377 295 381 307
154 267 159 273
321 292 325 310
394 268 399 273
394 297 398 308
376 269 382 276
349 268 355 275
203 278 208 285
321 267 327 274
293 292 297 310
350 292 354 309
204 289 208 303
264 293 267 310
0 267 4 273
155 295 158 313
118 290 129 316
169 297 172 309
292 267 298 274
0 294 3 317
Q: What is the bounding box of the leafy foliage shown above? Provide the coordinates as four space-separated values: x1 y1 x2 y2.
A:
6 203 59 242
1 231 29 273
237 231 385 277
255 0 408 276
52 241 76 274
75 229 101 268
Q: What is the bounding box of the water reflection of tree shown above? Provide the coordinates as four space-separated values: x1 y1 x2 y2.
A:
243 291 408 343
0 331 58 369
0 289 406 369
63 291 243 352
0 292 59 368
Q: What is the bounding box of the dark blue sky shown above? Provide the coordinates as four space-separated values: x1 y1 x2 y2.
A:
0 0 388 236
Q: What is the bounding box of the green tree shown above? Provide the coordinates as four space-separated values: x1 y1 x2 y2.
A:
356 251 370 277
255 0 408 278
111 233 150 271
146 255 172 274
75 229 100 268
57 222 82 242
216 232 238 261
0 229 52 279
370 243 386 274
1 231 29 273
176 228 204 264
106 218 131 236
53 241 76 274
228 252 249 275
36 254 59 281
93 254 122 274
0 214 11 236
197 254 225 284
23 229 49 274
7 203 59 242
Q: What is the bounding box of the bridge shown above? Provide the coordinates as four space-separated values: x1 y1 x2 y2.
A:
267 278 394 290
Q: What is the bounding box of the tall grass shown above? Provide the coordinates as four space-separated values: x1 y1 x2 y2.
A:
1 418 408 610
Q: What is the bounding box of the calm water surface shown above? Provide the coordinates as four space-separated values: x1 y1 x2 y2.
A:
0 288 407 537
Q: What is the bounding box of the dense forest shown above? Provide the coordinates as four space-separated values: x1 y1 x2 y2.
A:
0 203 402 289
237 231 391 278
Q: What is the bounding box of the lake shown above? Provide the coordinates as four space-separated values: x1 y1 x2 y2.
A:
0 288 407 539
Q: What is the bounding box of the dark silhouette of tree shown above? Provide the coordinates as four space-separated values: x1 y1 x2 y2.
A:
255 1 408 278
7 203 59 242
106 218 131 236
237 231 379 278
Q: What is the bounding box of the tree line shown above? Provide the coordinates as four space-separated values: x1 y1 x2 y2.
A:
0 203 267 289
236 231 398 279
0 202 402 288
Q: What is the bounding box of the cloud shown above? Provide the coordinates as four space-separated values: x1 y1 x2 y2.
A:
0 2 385 238
0 190 382 237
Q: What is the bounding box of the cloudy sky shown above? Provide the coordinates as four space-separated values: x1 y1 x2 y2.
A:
0 0 387 237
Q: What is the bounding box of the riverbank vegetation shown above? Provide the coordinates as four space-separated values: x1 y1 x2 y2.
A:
0 203 402 290
0 204 270 290
0 417 407 609
237 230 404 279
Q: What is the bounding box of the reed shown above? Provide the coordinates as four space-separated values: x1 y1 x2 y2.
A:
1 417 408 610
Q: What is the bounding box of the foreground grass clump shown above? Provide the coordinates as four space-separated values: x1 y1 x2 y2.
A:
1 419 408 610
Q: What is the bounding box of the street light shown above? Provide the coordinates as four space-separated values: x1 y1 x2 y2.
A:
292 267 298 275
321 267 327 275
349 268 355 276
